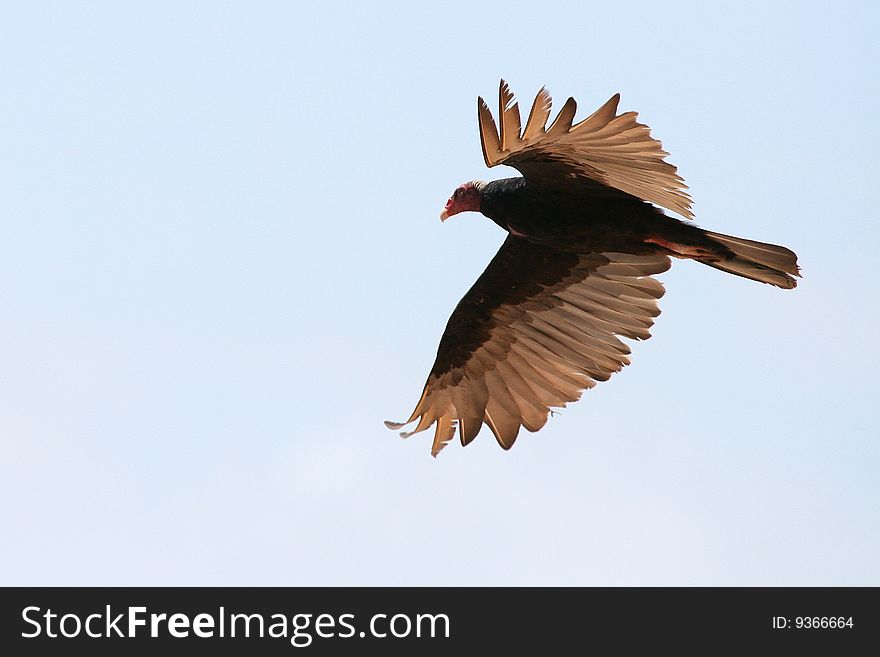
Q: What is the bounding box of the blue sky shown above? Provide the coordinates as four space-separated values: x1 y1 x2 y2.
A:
1 1 878 585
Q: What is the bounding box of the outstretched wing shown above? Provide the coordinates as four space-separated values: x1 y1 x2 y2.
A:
478 80 694 219
386 236 671 456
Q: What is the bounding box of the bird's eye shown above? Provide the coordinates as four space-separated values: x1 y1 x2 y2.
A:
454 188 463 199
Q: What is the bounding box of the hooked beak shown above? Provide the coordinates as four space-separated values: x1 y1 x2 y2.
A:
440 199 454 222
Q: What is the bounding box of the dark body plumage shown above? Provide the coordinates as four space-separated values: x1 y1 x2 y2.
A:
387 81 801 456
479 177 731 257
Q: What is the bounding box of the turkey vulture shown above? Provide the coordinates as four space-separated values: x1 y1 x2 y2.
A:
387 81 800 456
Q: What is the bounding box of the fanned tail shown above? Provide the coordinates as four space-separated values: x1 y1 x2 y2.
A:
702 231 801 289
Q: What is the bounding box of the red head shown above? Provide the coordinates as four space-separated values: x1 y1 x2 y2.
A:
440 181 484 221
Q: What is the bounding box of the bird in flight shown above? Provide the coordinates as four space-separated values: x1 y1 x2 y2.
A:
387 80 800 456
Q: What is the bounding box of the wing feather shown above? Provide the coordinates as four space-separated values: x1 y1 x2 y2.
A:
522 87 552 141
484 395 521 449
509 342 590 398
545 97 577 137
505 348 570 405
431 414 456 457
478 97 502 167
499 80 524 152
494 360 549 432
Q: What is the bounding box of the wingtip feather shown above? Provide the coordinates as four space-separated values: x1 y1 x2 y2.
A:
478 95 501 167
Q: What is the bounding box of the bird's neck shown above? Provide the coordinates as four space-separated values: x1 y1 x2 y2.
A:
479 177 528 230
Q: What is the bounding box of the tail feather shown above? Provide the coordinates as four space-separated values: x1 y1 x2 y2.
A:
702 231 801 289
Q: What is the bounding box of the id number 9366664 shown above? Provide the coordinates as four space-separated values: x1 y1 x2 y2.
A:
772 616 854 629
